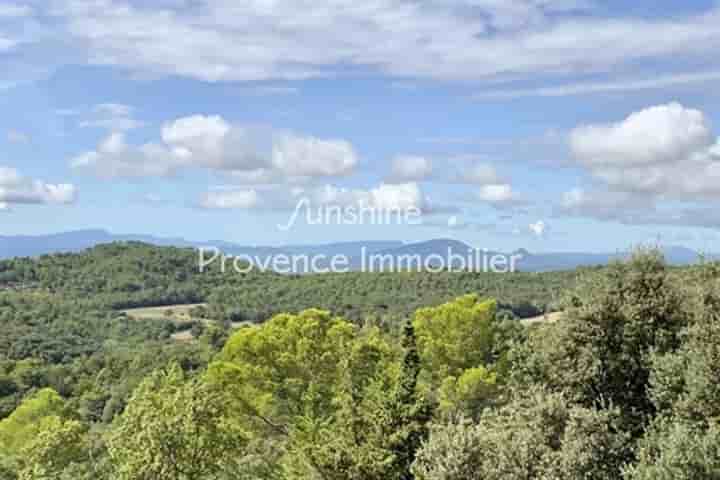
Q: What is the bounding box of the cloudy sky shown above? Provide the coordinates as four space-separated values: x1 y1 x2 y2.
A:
2 0 720 251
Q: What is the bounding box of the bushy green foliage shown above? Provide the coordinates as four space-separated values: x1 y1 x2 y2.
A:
413 388 631 480
0 291 174 364
413 295 497 381
625 418 720 480
438 366 497 419
0 388 74 476
209 309 357 435
107 364 247 479
287 323 431 480
0 243 249 309
16 416 89 480
209 269 576 324
0 389 69 456
511 251 688 432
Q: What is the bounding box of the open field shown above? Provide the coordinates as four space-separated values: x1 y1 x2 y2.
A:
121 303 208 324
121 303 250 341
520 311 565 326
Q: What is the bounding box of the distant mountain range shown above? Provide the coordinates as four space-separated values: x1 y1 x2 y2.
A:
0 229 716 273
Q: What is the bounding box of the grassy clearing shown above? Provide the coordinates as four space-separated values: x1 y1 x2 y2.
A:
520 311 564 326
121 303 250 341
121 303 208 324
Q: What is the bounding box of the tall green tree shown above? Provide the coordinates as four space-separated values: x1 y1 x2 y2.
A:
388 322 434 480
208 309 356 434
289 323 432 480
413 295 498 382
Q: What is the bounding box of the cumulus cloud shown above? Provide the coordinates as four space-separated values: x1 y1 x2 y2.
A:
529 220 547 237
71 132 179 178
0 167 76 206
458 163 500 185
569 103 720 198
309 183 427 211
555 187 720 230
477 183 526 208
71 114 358 180
161 115 269 171
388 155 433 182
271 134 357 177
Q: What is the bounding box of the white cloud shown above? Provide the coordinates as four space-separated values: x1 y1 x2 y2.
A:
0 167 22 186
558 188 655 221
271 134 358 177
478 184 513 203
477 183 525 208
556 187 720 229
529 220 547 237
569 103 720 198
571 103 713 167
459 163 500 184
389 155 433 182
161 115 261 171
368 183 426 211
71 114 358 180
309 182 427 211
0 167 76 206
5 0 716 88
199 189 260 209
71 132 179 178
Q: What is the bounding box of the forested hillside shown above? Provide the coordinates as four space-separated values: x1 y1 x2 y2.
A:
1 244 719 478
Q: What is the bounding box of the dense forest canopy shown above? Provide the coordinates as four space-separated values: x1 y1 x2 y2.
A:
1 243 718 478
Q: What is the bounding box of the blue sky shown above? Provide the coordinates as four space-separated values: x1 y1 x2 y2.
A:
2 0 720 252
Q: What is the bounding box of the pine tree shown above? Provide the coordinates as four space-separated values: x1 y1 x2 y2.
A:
388 322 434 480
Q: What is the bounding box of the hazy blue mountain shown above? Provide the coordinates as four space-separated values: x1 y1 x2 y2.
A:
352 240 713 273
0 230 714 273
283 241 403 257
0 229 115 258
0 230 400 265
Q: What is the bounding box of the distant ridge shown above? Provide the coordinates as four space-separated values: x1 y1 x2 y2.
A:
0 230 715 272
